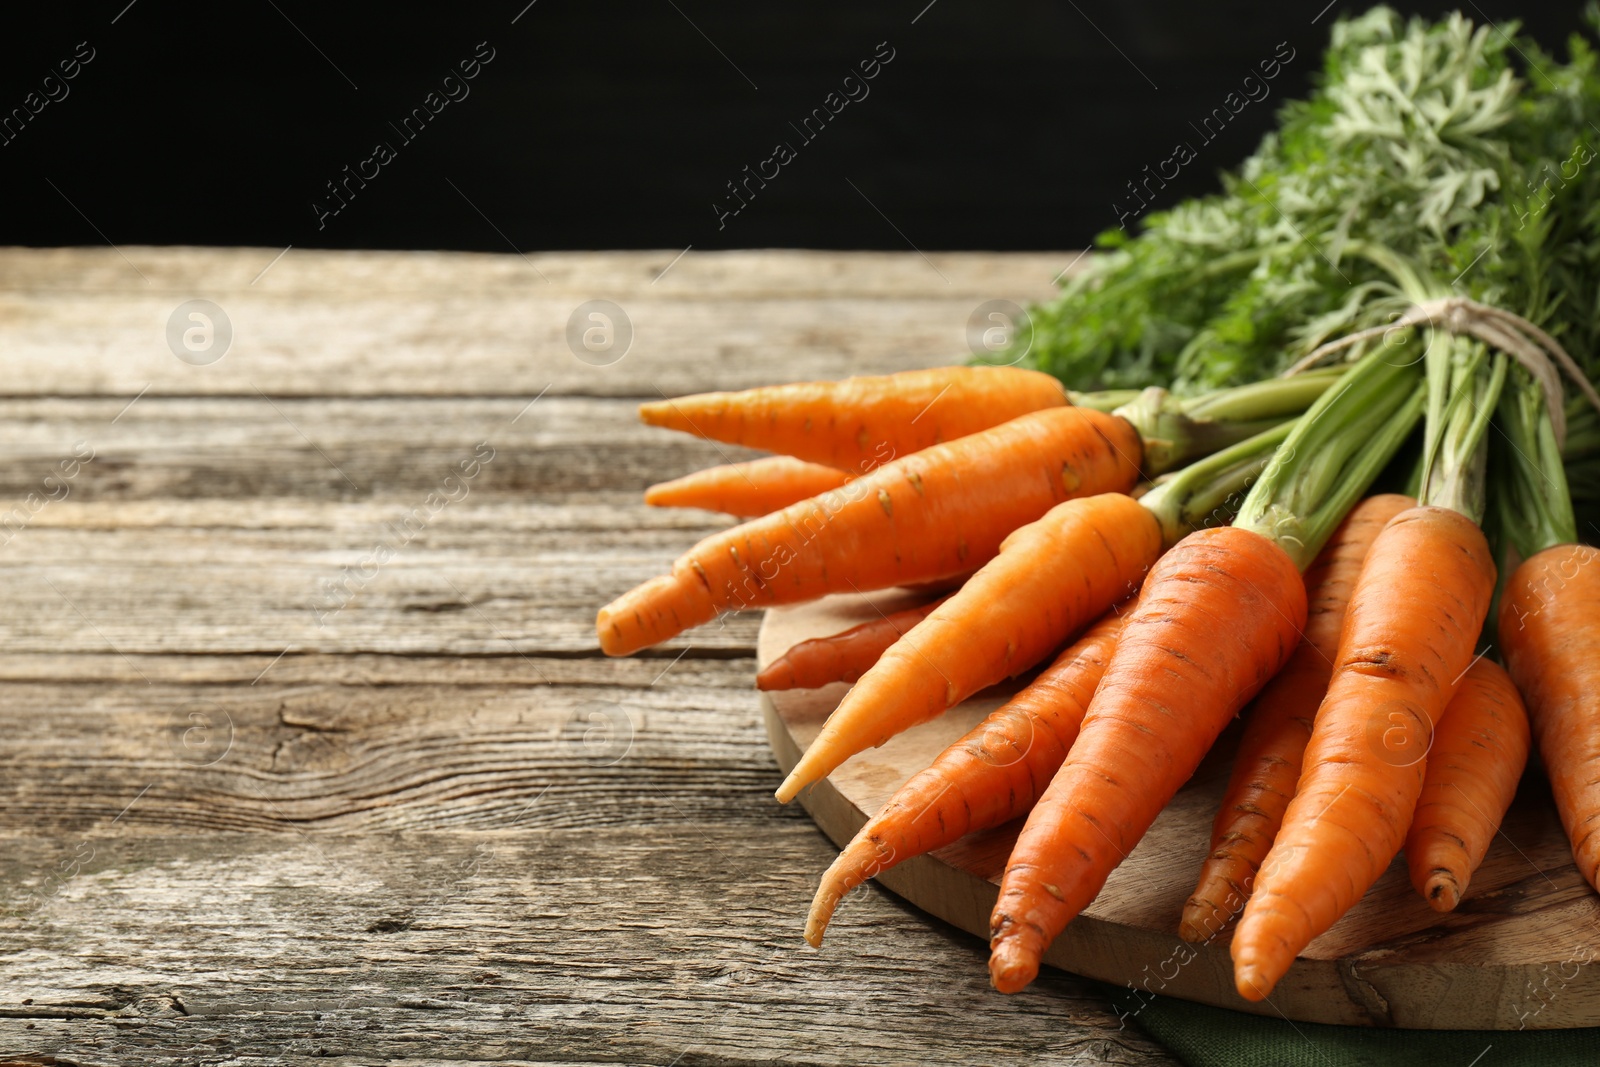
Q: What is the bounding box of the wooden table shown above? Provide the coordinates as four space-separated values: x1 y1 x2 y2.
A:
0 247 1175 1065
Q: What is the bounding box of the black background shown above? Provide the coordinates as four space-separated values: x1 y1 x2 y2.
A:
0 2 1586 252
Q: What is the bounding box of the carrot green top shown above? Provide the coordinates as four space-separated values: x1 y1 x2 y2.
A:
1494 368 1578 559
1231 340 1426 572
1111 368 1343 476
1413 336 1506 523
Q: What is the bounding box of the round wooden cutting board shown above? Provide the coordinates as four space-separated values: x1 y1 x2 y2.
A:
759 589 1600 1029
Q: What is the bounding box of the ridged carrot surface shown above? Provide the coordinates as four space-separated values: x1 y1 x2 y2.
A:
804 605 1128 946
774 492 1161 803
645 456 852 517
756 596 949 691
1233 505 1495 1001
638 366 1067 472
1405 657 1529 912
1179 493 1413 943
597 406 1142 656
987 526 1306 994
1499 544 1600 889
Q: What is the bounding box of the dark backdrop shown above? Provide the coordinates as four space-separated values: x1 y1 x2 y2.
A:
0 1 1585 252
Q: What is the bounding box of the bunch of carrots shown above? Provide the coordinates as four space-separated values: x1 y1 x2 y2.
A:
593 8 1600 1004
600 342 1597 1002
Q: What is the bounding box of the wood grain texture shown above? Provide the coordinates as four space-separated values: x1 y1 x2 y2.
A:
0 247 1180 1065
761 593 1600 1030
0 247 1069 398
0 502 753 655
0 830 1170 1067
0 395 753 498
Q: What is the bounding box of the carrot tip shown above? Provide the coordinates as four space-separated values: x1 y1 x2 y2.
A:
754 662 789 691
1233 964 1272 1002
1425 876 1462 913
805 880 844 948
988 942 1040 995
637 400 673 426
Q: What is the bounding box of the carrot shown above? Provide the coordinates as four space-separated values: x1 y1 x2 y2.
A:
774 492 1161 803
756 596 949 691
597 406 1142 656
987 525 1307 994
1404 657 1529 912
978 340 1423 994
804 605 1129 946
1179 493 1414 943
644 456 852 517
638 366 1067 473
1498 544 1600 889
1232 505 1496 1001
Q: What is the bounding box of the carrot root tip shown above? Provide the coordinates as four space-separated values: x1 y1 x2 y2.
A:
805 885 845 948
754 665 787 691
1424 875 1462 913
1233 963 1273 1003
988 938 1042 995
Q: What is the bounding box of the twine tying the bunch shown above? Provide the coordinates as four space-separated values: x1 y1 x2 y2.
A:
1287 296 1600 448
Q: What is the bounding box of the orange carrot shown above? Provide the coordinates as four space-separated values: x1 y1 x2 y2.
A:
775 492 1161 803
645 456 852 517
1405 657 1529 912
987 526 1306 994
756 596 949 691
638 366 1067 472
597 406 1142 656
1498 544 1600 889
1179 493 1414 943
1232 506 1495 1001
805 604 1129 946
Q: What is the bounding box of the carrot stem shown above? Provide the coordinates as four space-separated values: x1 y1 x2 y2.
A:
1140 421 1293 548
1234 342 1426 568
1181 365 1346 421
1562 398 1600 463
1495 367 1576 558
1068 389 1142 413
1112 369 1342 475
1417 336 1506 521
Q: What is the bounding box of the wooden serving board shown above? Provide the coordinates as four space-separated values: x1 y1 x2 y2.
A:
760 590 1600 1029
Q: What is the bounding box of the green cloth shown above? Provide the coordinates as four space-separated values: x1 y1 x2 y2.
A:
1105 985 1600 1067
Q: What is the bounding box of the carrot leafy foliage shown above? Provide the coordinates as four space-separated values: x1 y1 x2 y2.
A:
997 7 1600 399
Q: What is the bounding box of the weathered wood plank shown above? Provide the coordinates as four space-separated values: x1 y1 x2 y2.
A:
0 514 751 654
0 247 1075 299
0 249 1073 398
0 397 770 656
0 246 1174 1065
0 397 755 501
0 652 752 688
0 671 778 835
0 829 1175 1066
